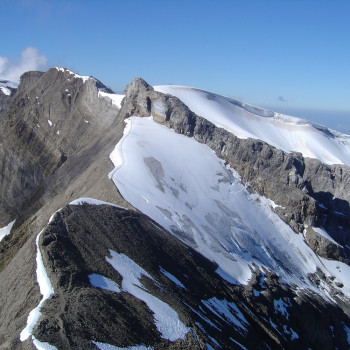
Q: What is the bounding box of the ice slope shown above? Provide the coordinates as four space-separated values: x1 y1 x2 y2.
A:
154 85 350 166
0 80 18 95
109 116 349 299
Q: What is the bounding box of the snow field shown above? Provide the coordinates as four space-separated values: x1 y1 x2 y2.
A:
109 116 349 300
154 85 350 166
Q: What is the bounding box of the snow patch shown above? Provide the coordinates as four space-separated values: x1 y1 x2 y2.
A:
201 297 249 334
69 197 127 210
283 325 299 340
320 258 350 298
89 273 121 293
0 86 11 95
32 338 58 350
98 91 124 108
92 341 153 350
0 220 15 242
312 227 340 246
207 335 221 348
106 250 190 341
159 266 186 289
20 230 54 343
47 120 53 126
55 67 91 83
274 298 291 320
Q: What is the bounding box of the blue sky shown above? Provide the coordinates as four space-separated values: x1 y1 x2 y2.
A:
1 0 350 133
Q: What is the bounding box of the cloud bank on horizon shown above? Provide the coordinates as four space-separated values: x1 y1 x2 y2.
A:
0 47 47 83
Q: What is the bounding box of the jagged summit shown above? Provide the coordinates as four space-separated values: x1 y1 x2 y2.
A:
0 68 350 349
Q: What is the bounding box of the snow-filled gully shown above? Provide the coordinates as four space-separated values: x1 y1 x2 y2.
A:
20 229 57 350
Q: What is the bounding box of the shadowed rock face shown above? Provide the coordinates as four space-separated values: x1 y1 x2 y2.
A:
14 203 350 349
118 78 350 262
0 68 120 227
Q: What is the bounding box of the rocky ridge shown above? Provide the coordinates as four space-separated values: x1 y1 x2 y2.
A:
10 202 350 349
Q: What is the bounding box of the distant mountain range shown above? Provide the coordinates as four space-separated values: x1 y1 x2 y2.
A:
0 68 349 350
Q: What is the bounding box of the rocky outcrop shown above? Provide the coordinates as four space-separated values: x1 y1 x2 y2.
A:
0 68 120 227
118 78 350 263
12 203 350 349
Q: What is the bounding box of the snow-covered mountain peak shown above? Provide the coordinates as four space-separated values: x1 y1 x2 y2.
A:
54 67 93 83
154 85 350 166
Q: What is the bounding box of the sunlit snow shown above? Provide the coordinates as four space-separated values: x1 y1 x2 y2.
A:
0 80 17 95
105 250 190 341
55 67 91 83
98 91 124 108
32 338 58 350
109 116 349 299
69 197 127 210
0 220 15 242
320 258 350 297
0 86 11 95
20 230 55 346
154 85 350 166
111 118 314 283
89 273 121 293
312 227 340 246
201 297 249 334
92 341 153 350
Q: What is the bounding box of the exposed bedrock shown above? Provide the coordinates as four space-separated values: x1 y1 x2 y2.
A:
17 203 350 349
118 78 350 263
0 68 120 227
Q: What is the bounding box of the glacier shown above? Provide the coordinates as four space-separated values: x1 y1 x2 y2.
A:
109 115 348 299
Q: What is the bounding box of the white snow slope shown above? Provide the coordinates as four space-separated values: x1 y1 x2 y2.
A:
154 85 350 166
109 116 350 300
0 80 18 95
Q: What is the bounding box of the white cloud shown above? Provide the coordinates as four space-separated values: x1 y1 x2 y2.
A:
0 47 47 82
